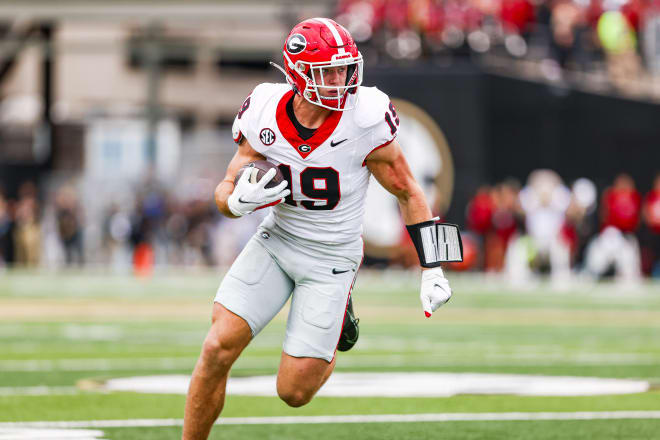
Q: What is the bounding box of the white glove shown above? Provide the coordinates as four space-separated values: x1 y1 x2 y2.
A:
227 167 290 217
420 267 452 318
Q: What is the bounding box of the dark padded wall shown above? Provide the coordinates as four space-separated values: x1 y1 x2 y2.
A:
368 66 660 226
485 75 660 192
367 65 487 223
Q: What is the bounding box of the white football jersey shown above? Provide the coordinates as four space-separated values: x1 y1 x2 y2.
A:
233 83 399 244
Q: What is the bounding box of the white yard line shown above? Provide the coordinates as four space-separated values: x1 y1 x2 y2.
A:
105 373 650 397
0 386 79 396
3 352 660 373
1 372 649 397
0 357 196 372
2 411 660 429
0 428 105 439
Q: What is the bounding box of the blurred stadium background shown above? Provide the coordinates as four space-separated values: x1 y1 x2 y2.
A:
1 1 660 439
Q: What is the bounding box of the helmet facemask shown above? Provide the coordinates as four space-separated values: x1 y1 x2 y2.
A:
282 51 363 111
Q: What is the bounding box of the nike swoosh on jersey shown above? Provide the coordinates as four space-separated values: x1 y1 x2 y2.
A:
332 268 350 274
330 138 348 147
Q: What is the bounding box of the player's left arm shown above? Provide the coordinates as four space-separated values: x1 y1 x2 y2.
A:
365 139 431 224
366 139 452 318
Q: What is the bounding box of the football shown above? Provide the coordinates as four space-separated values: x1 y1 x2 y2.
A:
234 160 284 189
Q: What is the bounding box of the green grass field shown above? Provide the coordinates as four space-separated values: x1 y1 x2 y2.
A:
1 269 660 439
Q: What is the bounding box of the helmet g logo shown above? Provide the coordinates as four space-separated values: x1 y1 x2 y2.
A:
286 34 307 54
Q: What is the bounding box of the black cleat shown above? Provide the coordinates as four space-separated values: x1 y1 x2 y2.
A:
337 296 359 352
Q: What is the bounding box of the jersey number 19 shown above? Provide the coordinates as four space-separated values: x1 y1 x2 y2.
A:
277 165 340 210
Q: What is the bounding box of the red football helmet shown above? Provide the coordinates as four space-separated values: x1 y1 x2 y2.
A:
275 17 363 111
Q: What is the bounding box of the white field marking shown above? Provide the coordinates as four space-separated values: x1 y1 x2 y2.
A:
0 386 79 396
0 428 106 439
3 411 660 430
104 372 650 397
61 324 123 341
4 351 660 373
338 348 660 366
0 357 196 372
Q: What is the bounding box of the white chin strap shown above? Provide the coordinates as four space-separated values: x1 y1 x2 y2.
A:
304 86 351 111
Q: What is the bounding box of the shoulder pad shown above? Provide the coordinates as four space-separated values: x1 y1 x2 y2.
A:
250 82 291 108
235 83 290 145
353 86 391 129
231 115 243 144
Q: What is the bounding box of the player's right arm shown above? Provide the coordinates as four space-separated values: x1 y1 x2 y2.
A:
217 84 290 218
214 137 266 218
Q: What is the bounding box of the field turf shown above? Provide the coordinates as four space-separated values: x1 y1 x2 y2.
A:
1 269 659 439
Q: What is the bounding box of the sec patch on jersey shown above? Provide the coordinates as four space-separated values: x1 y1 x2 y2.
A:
234 160 284 189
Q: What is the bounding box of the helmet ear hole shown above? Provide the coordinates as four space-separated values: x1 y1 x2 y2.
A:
345 65 357 86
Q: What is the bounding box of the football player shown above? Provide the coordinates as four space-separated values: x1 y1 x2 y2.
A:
183 17 454 440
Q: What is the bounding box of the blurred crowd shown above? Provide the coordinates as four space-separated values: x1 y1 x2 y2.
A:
456 170 660 281
337 0 660 90
0 177 265 273
0 182 41 268
2 170 659 282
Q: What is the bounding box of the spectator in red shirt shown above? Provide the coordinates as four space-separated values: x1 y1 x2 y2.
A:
486 180 522 272
464 186 494 270
621 0 646 32
601 173 642 233
644 173 660 235
500 0 536 35
466 185 495 235
584 174 642 282
643 173 660 277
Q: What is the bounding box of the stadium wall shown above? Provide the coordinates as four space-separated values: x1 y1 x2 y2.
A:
368 66 660 224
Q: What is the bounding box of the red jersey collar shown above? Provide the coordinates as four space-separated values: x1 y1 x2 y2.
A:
276 90 343 159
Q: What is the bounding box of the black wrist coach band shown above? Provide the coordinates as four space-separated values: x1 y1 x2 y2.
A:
406 220 464 267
